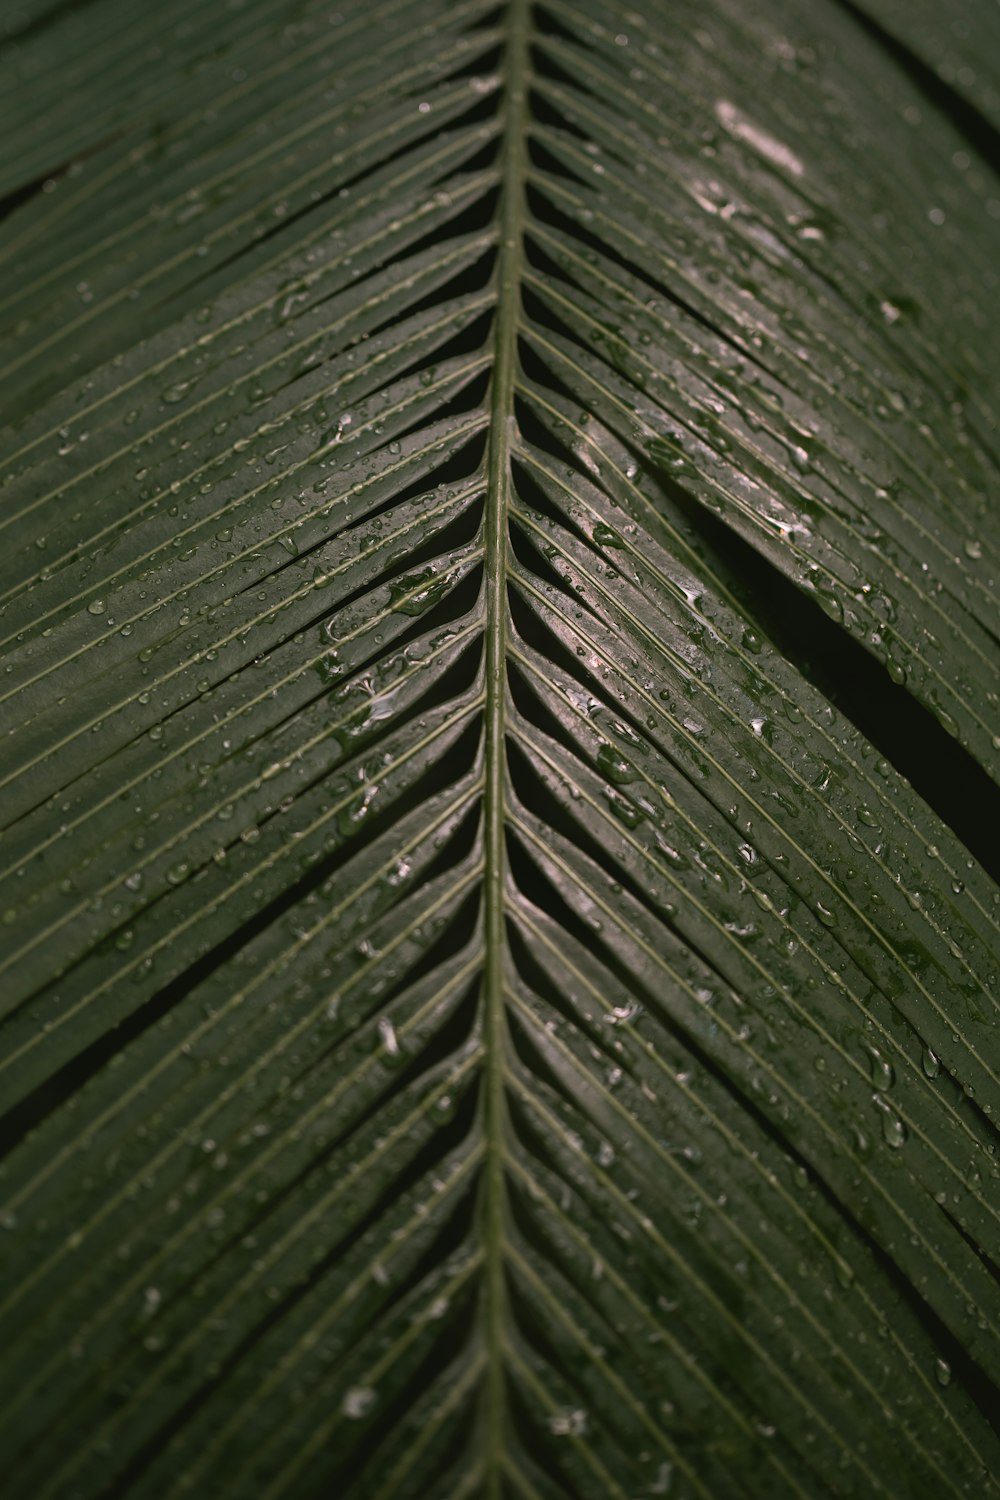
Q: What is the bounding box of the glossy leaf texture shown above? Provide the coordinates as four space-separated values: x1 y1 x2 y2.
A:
1 1 998 1496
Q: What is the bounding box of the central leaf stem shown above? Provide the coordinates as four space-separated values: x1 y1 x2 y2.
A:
481 0 530 1489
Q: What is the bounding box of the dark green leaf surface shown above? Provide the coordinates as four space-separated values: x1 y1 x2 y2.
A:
0 1 998 1496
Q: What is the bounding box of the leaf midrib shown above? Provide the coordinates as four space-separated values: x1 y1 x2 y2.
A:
481 0 530 1488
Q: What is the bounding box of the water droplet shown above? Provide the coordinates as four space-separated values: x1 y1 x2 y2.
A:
548 1408 587 1436
605 788 642 828
934 1357 951 1387
162 378 196 405
606 1000 642 1027
866 1045 894 1091
597 742 635 784
592 522 624 549
921 1047 941 1079
388 568 450 617
650 1460 674 1494
337 785 377 835
873 1094 907 1149
377 1016 399 1058
342 1385 376 1419
834 1256 855 1290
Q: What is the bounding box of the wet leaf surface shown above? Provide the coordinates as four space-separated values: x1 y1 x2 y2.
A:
0 1 998 1496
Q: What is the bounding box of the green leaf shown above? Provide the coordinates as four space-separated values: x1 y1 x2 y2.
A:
1 1 998 1496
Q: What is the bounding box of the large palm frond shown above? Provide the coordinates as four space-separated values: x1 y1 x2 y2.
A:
1 1 998 1496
